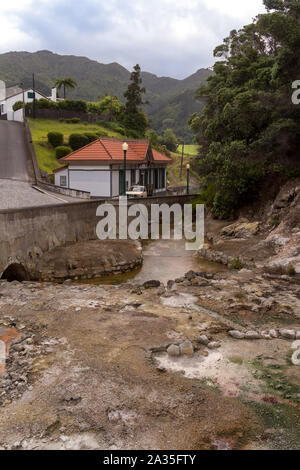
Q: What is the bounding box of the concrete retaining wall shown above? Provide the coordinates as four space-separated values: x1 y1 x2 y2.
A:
0 195 198 279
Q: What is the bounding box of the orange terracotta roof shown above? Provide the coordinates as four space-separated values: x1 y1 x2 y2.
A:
151 148 173 163
60 138 172 164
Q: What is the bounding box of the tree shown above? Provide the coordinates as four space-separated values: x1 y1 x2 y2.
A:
54 77 77 99
159 128 178 152
122 64 149 136
189 0 300 218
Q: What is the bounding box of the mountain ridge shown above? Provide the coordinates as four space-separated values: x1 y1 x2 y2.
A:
0 50 212 140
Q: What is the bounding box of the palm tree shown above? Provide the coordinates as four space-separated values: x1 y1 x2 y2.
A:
54 77 77 99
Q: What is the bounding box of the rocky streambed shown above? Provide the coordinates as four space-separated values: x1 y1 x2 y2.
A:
0 260 299 450
0 178 299 450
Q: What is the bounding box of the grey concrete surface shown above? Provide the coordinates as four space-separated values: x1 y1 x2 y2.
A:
0 180 82 209
0 121 30 181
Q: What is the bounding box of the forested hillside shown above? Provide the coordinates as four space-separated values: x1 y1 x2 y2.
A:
190 0 300 218
0 50 211 141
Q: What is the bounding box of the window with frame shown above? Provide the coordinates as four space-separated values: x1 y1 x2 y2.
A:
60 175 67 187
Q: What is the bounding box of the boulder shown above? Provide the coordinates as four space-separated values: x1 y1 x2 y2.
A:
179 340 194 357
207 341 221 349
197 335 210 346
143 280 161 289
167 345 180 357
221 221 260 239
229 330 245 340
185 270 197 281
279 329 296 339
245 331 261 340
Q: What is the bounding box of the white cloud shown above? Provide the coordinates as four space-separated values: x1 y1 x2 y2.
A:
0 0 267 77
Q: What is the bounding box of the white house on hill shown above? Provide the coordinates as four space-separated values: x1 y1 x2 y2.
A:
0 86 57 121
54 137 172 198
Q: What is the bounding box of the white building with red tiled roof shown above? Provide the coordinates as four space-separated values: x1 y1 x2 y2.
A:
54 137 172 197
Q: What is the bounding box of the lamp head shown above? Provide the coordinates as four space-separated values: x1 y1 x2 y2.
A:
122 142 129 152
186 163 190 170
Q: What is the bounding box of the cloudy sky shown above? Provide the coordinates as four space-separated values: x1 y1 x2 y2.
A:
0 0 266 78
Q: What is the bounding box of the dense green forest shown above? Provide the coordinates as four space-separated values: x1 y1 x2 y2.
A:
190 0 300 218
0 50 211 141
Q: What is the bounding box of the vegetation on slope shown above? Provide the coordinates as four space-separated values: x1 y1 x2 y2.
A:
28 118 125 173
0 50 211 141
190 0 300 218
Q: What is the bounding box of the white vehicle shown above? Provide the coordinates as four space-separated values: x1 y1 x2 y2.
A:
126 185 147 198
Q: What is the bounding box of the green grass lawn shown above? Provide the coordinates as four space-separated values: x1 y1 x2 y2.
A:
28 118 124 173
176 144 198 156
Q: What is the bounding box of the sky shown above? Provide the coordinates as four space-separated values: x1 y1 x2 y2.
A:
0 0 267 79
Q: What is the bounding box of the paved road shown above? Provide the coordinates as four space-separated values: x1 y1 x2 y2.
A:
0 120 30 181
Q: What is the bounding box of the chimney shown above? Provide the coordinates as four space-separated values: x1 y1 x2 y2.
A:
51 87 57 102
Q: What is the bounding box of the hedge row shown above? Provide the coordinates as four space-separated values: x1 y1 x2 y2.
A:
48 131 102 154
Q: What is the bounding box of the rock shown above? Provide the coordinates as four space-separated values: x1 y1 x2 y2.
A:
197 335 210 346
63 279 72 286
156 287 166 296
207 341 221 349
261 331 272 340
143 280 161 289
167 345 180 357
185 270 196 281
279 329 296 339
221 221 260 239
296 331 300 339
269 329 279 339
245 331 261 340
229 330 245 339
167 280 175 289
179 340 194 357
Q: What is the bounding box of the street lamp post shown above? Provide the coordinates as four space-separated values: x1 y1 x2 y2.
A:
122 142 128 195
186 163 190 195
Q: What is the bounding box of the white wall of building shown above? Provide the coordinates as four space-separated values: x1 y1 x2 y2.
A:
54 168 68 188
69 170 111 197
55 165 167 197
0 89 49 121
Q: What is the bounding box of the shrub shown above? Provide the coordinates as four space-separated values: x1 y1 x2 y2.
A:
36 98 57 109
12 101 23 112
69 133 89 151
58 100 87 113
47 131 63 147
83 132 98 143
288 264 296 276
95 131 108 137
55 146 72 159
229 257 244 270
71 117 80 123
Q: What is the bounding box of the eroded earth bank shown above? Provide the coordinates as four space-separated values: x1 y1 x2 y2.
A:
0 179 299 450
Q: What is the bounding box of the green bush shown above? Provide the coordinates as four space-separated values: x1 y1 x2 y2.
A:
68 133 89 151
83 132 98 143
95 131 108 137
55 146 72 159
229 257 244 270
47 131 63 148
58 100 87 113
12 101 23 112
36 98 57 109
71 117 80 123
